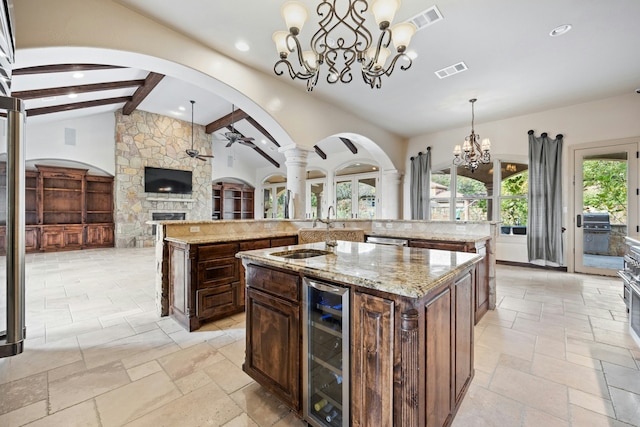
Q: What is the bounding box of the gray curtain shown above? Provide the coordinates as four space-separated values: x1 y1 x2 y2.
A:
527 131 564 266
410 148 431 219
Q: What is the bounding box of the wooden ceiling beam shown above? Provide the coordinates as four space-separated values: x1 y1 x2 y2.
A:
252 146 280 168
314 145 327 160
27 96 131 117
245 116 280 147
206 108 249 134
339 137 358 154
122 72 165 115
13 64 125 75
12 79 145 100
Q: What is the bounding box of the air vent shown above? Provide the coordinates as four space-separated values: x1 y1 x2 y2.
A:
408 5 443 31
434 61 468 79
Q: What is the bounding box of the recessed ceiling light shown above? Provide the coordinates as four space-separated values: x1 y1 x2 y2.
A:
72 72 84 79
549 24 572 37
235 40 250 52
68 93 78 99
178 106 186 111
261 139 267 144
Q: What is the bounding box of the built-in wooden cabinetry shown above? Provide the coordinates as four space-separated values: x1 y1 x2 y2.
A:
212 182 254 220
167 235 298 331
0 164 114 253
244 264 301 411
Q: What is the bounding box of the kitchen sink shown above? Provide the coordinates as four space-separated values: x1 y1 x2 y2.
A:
270 248 333 259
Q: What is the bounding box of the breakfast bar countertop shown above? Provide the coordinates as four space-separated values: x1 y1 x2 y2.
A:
236 240 482 299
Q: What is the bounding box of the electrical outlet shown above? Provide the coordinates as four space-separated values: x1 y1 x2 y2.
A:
385 223 393 229
190 226 200 233
456 225 466 232
264 223 273 229
404 223 412 229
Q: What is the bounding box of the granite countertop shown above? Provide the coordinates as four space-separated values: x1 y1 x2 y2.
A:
165 231 298 245
236 241 482 299
366 230 490 243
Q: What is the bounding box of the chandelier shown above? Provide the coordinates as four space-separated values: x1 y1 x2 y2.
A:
272 0 417 91
453 99 491 172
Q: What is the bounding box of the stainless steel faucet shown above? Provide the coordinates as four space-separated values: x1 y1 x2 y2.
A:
317 205 337 249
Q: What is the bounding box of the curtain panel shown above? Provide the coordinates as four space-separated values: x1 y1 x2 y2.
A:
527 131 564 266
410 148 431 219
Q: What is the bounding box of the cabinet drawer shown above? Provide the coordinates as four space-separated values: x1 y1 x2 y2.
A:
197 257 240 289
198 243 239 259
271 236 298 248
240 239 271 251
196 284 237 319
247 264 300 302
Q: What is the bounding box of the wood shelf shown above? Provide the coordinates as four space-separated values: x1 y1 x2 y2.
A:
213 182 254 220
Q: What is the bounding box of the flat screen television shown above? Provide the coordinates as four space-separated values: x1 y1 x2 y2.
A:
144 167 192 194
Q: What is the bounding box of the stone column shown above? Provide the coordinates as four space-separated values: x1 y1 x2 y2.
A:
381 169 403 219
280 145 312 219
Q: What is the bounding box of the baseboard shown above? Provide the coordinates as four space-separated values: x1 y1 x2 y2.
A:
496 260 568 272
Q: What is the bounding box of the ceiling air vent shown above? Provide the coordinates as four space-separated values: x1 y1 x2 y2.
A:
435 61 468 79
408 5 443 31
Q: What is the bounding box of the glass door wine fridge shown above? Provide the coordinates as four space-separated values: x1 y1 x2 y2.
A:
302 278 349 427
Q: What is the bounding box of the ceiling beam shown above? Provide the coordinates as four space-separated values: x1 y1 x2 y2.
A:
13 64 125 75
314 145 327 160
339 137 358 154
245 116 280 147
122 72 165 115
12 79 145 100
252 146 281 168
27 96 131 117
206 108 249 134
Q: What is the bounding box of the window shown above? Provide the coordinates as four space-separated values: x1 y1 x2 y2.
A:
499 162 528 234
430 159 527 228
334 163 379 219
306 169 327 219
262 175 287 219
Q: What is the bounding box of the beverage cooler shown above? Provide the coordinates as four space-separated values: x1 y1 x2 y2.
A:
302 278 349 427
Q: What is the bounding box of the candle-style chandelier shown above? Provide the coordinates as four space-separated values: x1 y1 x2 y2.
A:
272 0 417 91
453 98 491 172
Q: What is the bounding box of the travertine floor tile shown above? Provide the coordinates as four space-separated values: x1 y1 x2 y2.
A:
204 358 254 394
568 388 616 418
608 387 640 426
157 342 225 380
230 382 293 427
24 400 100 427
0 400 47 427
521 407 569 427
530 353 609 397
489 365 569 420
0 373 48 416
451 384 524 427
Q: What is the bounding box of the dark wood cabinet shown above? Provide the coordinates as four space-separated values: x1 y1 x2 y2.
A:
352 292 394 427
168 235 298 331
409 237 489 324
454 269 474 405
0 164 114 253
244 264 301 411
213 182 254 220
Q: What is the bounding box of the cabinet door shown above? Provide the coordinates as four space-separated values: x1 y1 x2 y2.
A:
245 287 300 411
455 270 474 404
271 236 298 247
352 292 394 427
25 226 40 252
425 287 453 427
410 239 472 252
64 226 83 248
41 227 64 250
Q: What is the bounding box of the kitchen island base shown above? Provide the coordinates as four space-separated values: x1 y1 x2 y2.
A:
238 242 481 427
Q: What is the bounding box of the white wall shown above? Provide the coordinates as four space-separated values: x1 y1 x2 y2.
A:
1 113 116 174
406 92 640 264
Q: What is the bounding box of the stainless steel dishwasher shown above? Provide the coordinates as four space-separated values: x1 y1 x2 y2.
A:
365 236 409 246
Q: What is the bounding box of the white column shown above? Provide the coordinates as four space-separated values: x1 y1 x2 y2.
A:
280 145 312 219
380 169 403 219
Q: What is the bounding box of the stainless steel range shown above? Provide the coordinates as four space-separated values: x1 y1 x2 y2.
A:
618 238 640 347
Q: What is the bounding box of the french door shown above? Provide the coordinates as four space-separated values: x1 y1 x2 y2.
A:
335 173 378 219
573 141 639 275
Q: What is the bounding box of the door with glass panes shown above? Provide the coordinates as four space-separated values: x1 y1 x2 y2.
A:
335 174 378 219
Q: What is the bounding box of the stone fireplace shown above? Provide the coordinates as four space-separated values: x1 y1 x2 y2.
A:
114 109 212 248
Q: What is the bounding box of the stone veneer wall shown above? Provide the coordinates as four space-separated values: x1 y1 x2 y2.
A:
115 109 212 248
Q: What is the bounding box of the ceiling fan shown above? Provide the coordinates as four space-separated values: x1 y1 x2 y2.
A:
185 100 214 161
223 104 255 148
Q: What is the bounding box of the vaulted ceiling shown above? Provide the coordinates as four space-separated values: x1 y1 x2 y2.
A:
10 0 640 169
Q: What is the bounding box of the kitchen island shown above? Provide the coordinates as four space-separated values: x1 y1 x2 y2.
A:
237 240 483 427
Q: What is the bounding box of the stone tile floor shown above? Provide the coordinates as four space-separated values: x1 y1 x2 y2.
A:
0 247 638 426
